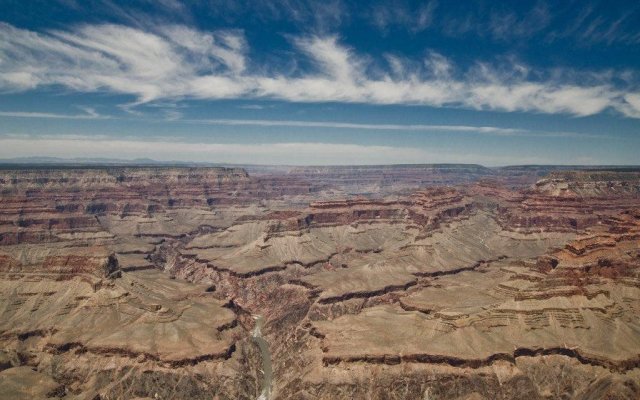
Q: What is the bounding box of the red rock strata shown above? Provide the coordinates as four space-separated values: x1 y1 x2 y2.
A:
470 172 640 232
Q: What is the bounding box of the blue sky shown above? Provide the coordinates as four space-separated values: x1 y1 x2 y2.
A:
0 0 638 165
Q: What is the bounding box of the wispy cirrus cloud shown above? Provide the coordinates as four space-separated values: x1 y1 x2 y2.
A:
0 108 109 120
368 0 437 34
546 3 640 45
1 22 639 118
436 1 640 46
0 22 249 103
441 1 551 40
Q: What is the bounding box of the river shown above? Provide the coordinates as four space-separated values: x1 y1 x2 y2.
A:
252 315 273 400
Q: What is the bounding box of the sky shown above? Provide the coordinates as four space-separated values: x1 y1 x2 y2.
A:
0 0 639 166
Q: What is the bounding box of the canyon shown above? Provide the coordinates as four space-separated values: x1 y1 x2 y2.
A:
0 165 639 399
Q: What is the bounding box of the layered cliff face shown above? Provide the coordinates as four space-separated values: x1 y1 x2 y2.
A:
471 172 640 233
535 171 640 197
277 164 495 195
0 166 639 400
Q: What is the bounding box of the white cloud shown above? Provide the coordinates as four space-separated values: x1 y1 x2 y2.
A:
466 84 616 116
294 36 358 82
0 22 638 118
0 22 246 103
620 93 640 118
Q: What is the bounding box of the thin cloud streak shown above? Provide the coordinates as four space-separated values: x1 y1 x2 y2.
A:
180 118 603 138
0 110 109 120
183 118 525 134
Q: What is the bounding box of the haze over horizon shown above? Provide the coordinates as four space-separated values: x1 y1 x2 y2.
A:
1 0 639 165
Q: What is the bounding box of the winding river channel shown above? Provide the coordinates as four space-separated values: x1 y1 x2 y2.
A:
252 315 273 400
